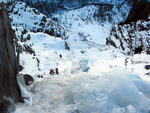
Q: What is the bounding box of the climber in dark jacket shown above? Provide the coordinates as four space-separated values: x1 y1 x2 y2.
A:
59 54 62 58
56 68 59 74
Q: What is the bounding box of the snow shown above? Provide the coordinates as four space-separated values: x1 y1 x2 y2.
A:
6 1 150 113
107 20 150 54
52 3 131 46
15 69 150 113
14 31 150 112
17 31 66 79
0 0 9 3
10 2 45 30
9 2 65 39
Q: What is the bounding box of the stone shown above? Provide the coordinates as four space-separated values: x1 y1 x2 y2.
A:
23 74 34 86
145 65 150 70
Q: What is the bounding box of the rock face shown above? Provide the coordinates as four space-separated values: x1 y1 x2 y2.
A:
124 0 150 24
106 19 150 55
106 0 150 55
0 3 21 112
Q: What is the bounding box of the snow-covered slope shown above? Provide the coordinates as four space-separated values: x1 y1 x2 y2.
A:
7 2 69 77
107 19 150 55
13 27 67 77
0 0 12 3
52 2 131 46
8 2 67 38
13 25 150 113
3 1 150 113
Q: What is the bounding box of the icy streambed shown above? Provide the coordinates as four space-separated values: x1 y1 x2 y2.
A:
15 58 150 113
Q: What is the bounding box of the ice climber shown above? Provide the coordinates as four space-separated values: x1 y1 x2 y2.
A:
59 54 62 58
50 69 54 75
56 68 59 74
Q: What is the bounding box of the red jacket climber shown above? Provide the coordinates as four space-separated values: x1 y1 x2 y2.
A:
50 69 54 75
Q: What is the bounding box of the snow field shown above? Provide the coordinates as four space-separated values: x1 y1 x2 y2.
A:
13 28 150 113
8 1 150 113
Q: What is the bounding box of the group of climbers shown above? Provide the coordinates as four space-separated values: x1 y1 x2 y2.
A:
50 68 59 75
49 54 62 75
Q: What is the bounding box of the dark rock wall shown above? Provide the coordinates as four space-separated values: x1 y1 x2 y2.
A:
124 0 150 24
0 3 21 112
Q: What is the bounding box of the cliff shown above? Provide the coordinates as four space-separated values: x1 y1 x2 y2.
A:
124 0 150 24
106 0 150 55
106 19 150 55
0 3 21 113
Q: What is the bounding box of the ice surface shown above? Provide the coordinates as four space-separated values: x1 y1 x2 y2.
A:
15 70 150 113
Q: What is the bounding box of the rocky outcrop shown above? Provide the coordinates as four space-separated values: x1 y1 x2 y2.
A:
23 74 34 86
0 3 22 112
106 0 150 55
106 19 150 55
145 65 150 70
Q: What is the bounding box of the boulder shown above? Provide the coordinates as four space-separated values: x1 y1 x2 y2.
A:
145 65 150 70
23 74 34 86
